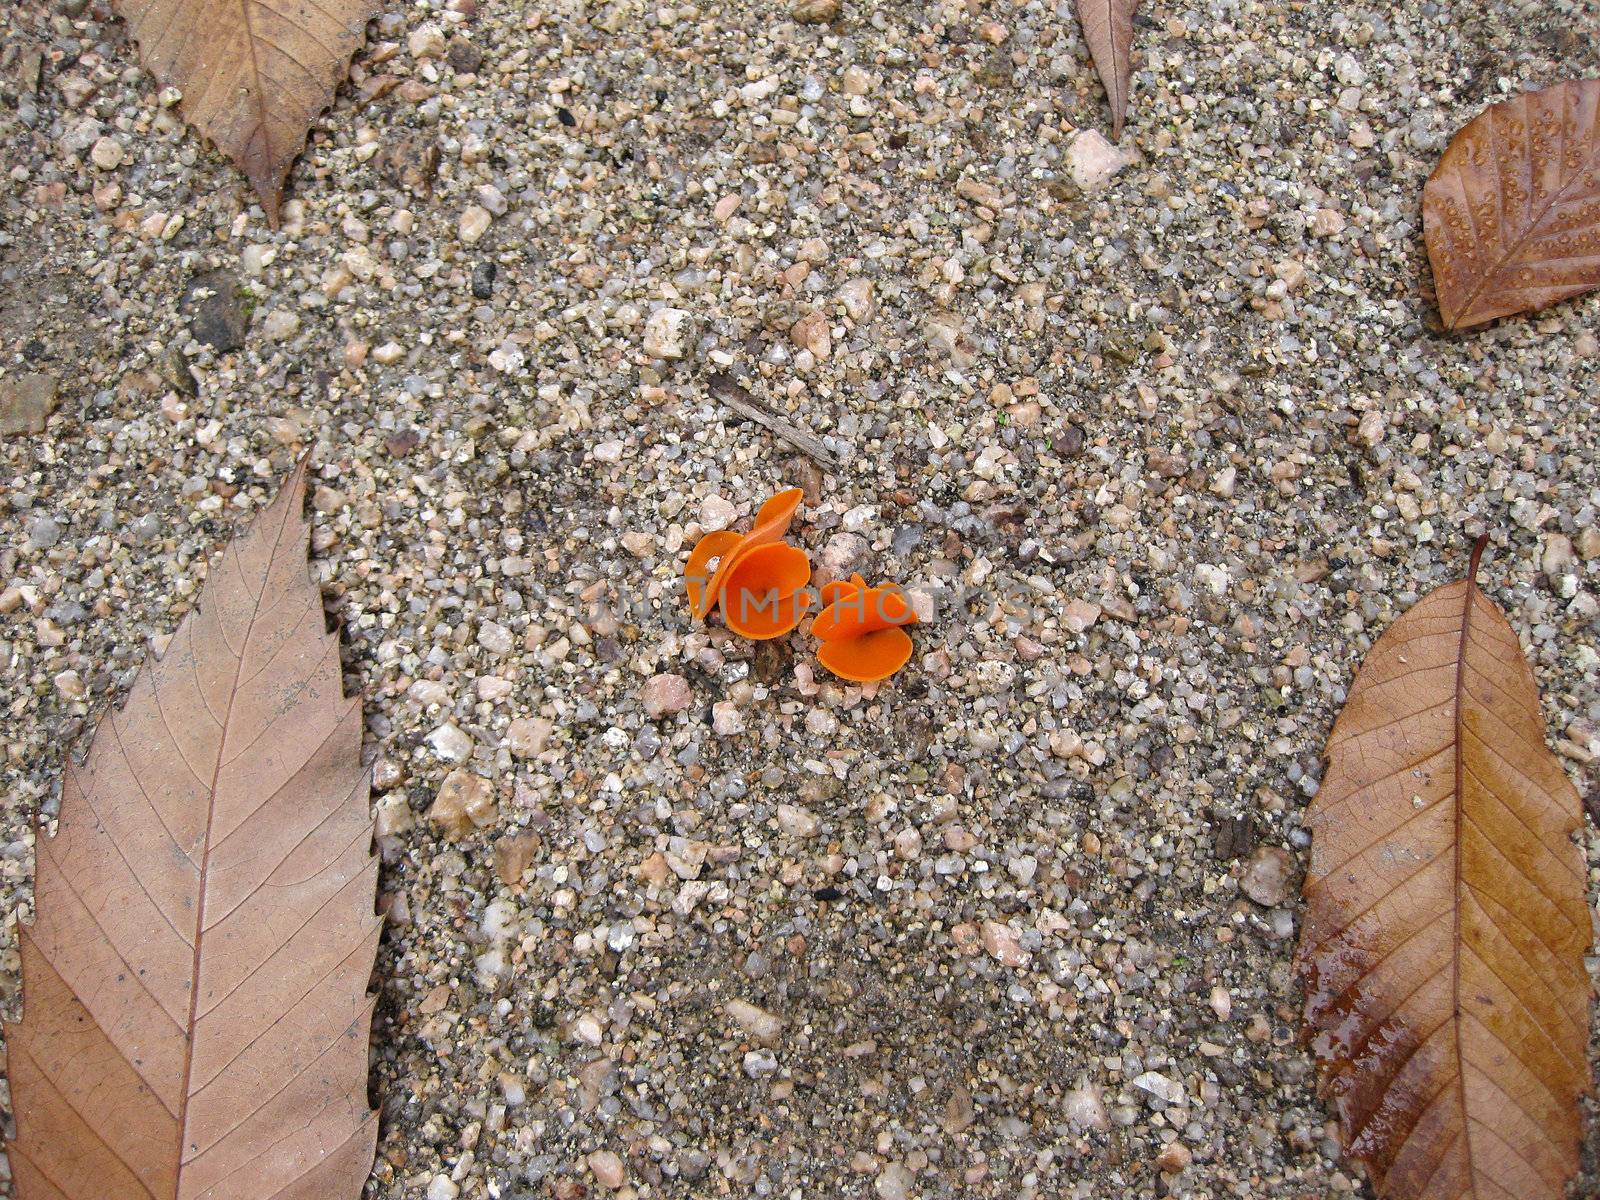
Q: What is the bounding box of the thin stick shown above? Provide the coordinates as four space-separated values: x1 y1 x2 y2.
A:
705 373 840 471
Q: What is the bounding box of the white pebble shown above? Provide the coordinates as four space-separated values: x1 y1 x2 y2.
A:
701 494 738 529
1240 846 1295 907
643 307 693 358
742 1049 779 1076
90 136 124 170
459 205 493 244
427 722 474 763
1209 985 1232 1021
1132 1070 1184 1106
1065 1081 1110 1131
725 998 785 1045
875 1162 913 1200
261 309 300 341
837 277 876 321
409 24 447 58
740 77 779 104
482 898 520 941
776 803 819 837
477 620 513 655
1066 129 1131 193
711 701 745 736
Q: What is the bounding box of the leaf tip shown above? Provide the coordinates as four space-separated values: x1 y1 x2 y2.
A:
273 453 315 525
254 177 284 230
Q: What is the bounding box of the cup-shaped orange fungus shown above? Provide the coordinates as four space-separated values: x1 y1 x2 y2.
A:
812 573 917 682
684 489 811 639
683 530 742 619
721 543 811 639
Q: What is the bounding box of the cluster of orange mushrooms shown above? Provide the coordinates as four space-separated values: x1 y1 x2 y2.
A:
683 489 916 683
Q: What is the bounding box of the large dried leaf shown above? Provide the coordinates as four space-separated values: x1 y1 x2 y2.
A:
1075 0 1138 139
1422 79 1600 329
5 461 380 1200
1297 541 1592 1200
114 0 379 224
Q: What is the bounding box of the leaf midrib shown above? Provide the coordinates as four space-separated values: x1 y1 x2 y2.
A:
238 0 275 167
172 487 301 1183
1449 543 1483 1196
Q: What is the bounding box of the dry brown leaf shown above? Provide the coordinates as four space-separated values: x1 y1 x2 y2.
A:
1075 0 1138 139
1422 79 1600 329
5 461 380 1200
115 0 379 224
1297 539 1592 1200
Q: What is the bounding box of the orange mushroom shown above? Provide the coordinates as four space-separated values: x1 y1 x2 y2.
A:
811 573 917 683
684 489 812 640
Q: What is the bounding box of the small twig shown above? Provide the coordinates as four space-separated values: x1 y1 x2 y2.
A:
704 372 840 471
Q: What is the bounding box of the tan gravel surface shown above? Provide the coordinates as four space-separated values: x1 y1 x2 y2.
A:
2 0 1599 1197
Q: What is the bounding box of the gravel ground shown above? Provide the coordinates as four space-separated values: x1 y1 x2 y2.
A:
3 0 1600 1196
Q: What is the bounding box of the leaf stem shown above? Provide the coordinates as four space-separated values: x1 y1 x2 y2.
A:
1467 532 1489 584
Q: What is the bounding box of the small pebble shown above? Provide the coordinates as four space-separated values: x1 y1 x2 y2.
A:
506 717 552 757
641 673 692 719
643 307 693 359
725 998 785 1046
427 722 474 763
427 769 496 837
793 0 838 20
28 515 63 549
0 373 59 436
1065 1082 1110 1131
1066 130 1131 192
875 1162 913 1200
409 24 447 58
261 309 300 340
1240 846 1296 907
588 1150 625 1190
89 135 123 169
459 205 493 244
